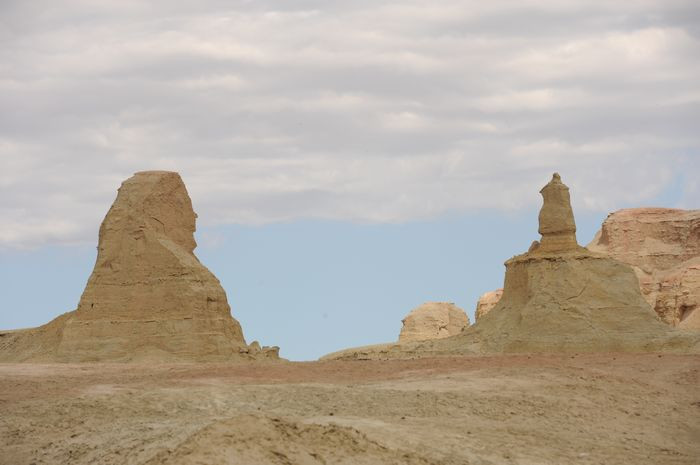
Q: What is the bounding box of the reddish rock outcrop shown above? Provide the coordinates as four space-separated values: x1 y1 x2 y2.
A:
0 171 278 362
398 302 469 342
588 208 700 329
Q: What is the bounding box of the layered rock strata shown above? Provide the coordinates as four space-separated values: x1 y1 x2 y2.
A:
588 208 699 330
323 174 699 360
398 302 469 342
0 171 277 362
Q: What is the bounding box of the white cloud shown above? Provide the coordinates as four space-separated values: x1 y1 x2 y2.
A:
0 0 698 248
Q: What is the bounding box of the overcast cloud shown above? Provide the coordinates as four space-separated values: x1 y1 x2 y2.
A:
1 0 699 248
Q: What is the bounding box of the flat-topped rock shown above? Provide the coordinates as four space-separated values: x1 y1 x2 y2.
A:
588 208 700 329
588 208 699 271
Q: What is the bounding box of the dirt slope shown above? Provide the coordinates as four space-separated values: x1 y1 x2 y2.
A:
1 355 698 465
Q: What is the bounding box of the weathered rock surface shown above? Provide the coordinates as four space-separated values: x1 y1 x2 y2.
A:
323 174 699 360
588 208 700 329
0 171 277 362
475 289 503 321
398 302 469 342
535 172 581 253
587 208 699 270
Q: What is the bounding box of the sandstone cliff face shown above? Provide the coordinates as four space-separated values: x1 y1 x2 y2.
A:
0 171 277 362
475 290 503 321
588 208 700 329
398 302 469 342
323 174 699 360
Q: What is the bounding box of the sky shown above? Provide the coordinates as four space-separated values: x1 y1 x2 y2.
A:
1 1 698 360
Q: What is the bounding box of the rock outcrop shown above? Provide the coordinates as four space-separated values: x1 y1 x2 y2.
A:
474 289 503 321
534 172 580 253
398 302 469 342
323 174 699 360
0 171 277 362
588 208 700 330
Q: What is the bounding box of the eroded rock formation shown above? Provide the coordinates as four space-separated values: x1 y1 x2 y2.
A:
0 171 277 362
453 174 699 353
534 173 581 253
445 173 689 353
323 173 699 360
398 302 469 342
588 208 700 330
475 289 503 321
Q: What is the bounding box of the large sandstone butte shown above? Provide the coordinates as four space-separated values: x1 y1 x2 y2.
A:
0 171 277 362
398 302 469 342
588 208 700 330
323 174 700 360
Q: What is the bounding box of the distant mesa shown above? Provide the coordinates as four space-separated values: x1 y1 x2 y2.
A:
0 171 278 362
398 302 469 343
474 289 503 322
323 173 700 360
588 208 700 330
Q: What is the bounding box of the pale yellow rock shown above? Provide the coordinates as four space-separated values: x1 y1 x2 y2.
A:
536 172 581 253
474 289 503 321
398 302 469 342
588 208 700 329
0 171 277 362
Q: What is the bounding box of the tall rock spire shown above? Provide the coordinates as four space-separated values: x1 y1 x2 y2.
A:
536 173 579 253
60 170 260 361
0 171 278 362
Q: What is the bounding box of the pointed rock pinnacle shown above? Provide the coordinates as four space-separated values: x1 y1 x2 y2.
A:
536 172 579 253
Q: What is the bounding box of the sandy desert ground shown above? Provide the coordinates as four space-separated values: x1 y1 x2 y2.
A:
1 354 698 465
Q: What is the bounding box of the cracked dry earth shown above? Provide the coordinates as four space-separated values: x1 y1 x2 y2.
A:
1 354 699 465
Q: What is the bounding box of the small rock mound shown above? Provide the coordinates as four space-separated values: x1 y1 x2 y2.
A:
0 171 277 362
475 289 503 321
144 415 431 465
398 302 469 342
588 208 700 330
